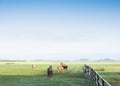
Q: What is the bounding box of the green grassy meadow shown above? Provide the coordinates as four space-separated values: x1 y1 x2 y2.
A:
0 62 120 86
0 62 87 86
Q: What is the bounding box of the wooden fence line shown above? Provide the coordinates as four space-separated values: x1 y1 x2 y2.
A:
83 65 111 86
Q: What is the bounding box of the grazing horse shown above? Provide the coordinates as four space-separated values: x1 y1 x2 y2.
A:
57 66 64 73
47 65 53 78
32 64 36 70
61 62 68 70
57 62 68 73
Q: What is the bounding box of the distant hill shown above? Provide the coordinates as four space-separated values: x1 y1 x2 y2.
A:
77 58 90 62
95 58 115 62
0 60 26 62
0 58 119 62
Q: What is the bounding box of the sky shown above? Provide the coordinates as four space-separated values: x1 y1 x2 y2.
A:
0 0 120 61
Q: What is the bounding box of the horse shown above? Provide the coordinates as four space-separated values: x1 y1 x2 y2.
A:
32 64 36 70
60 62 68 70
57 66 64 73
47 65 53 78
57 62 68 73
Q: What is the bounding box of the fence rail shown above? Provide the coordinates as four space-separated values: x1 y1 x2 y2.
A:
84 65 111 86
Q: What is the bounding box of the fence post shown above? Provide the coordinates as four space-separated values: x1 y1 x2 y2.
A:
102 79 105 86
97 75 100 86
84 65 111 86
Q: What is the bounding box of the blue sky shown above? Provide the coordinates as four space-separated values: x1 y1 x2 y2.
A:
0 0 120 60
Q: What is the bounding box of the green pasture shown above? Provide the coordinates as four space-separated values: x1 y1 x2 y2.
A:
0 62 120 86
0 62 87 86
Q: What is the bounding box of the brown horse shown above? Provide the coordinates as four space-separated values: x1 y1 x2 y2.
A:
57 66 64 73
61 62 68 70
57 63 68 73
47 65 53 78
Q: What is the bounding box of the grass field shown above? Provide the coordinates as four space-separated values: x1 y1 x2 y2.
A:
0 62 120 86
0 62 87 86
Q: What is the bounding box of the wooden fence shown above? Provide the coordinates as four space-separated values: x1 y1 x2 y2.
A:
83 65 111 86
